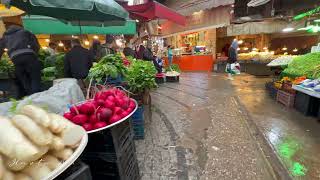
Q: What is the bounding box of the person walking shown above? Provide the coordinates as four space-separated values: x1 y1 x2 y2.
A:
227 40 239 80
64 39 93 89
0 25 41 98
167 45 173 67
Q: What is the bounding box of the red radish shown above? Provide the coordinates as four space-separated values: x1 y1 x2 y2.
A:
70 106 80 115
97 108 112 121
89 114 99 124
107 95 115 102
127 107 134 113
104 100 116 110
103 90 113 97
96 99 105 106
80 102 96 115
116 98 125 107
83 123 93 131
94 122 107 129
63 112 74 120
129 100 136 108
110 115 121 124
120 111 130 118
94 92 103 101
114 107 123 115
100 93 108 100
72 115 88 125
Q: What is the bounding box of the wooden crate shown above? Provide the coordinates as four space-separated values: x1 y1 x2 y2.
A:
277 90 295 108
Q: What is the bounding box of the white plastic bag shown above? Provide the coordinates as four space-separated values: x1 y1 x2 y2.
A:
226 63 241 75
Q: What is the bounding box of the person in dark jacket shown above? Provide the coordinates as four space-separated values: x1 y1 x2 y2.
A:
64 39 93 80
123 42 135 57
143 42 154 61
89 40 103 62
100 35 115 57
136 45 145 59
0 25 41 98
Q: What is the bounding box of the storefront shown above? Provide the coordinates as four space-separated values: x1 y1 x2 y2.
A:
159 5 233 72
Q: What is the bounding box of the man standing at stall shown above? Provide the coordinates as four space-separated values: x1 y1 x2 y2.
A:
0 25 41 98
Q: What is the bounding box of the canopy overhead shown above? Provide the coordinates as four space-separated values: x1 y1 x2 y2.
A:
4 0 129 24
118 0 186 26
0 4 24 17
22 16 136 35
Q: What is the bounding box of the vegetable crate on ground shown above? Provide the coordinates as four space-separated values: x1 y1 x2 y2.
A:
155 73 165 84
56 161 92 180
166 75 179 82
131 106 145 140
80 120 140 180
276 90 295 108
265 82 278 100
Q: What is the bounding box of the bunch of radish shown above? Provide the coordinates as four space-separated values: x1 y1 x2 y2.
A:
63 88 136 132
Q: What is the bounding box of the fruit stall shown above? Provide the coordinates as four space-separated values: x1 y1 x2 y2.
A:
265 52 320 119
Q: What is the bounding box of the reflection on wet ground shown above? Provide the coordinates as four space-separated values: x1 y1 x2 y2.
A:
135 73 320 180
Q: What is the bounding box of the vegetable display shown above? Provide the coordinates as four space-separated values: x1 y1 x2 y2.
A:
165 64 181 73
281 53 320 79
0 105 85 180
267 55 297 67
63 88 136 132
88 54 126 83
41 54 65 82
126 60 157 94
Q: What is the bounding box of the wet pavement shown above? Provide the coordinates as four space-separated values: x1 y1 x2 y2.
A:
135 73 320 180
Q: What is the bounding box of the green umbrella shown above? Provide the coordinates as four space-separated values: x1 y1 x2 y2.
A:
22 15 136 35
4 0 129 24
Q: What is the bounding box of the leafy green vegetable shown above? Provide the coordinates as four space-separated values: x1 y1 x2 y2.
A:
0 54 14 75
9 98 18 114
281 53 320 79
88 54 126 83
38 49 51 66
165 64 181 73
54 53 65 78
42 66 56 82
126 60 157 94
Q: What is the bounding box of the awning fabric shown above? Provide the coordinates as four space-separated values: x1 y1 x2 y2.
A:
118 0 186 26
22 16 136 35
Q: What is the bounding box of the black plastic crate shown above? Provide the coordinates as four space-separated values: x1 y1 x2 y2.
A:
294 92 320 116
155 76 165 84
55 161 92 180
80 120 140 180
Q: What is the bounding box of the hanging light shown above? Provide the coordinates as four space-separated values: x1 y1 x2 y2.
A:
252 48 258 51
237 48 240 51
42 46 48 50
45 39 50 43
58 42 64 47
4 48 8 52
93 35 99 39
84 41 90 46
293 48 298 52
136 19 139 23
263 47 268 50
282 27 294 32
243 47 249 51
282 47 287 51
238 40 244 44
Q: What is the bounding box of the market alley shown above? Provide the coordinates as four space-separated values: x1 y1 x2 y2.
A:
135 73 320 180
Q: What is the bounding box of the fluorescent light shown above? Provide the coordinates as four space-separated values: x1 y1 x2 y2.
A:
293 48 298 52
93 35 99 39
45 39 50 42
84 41 90 46
282 27 294 32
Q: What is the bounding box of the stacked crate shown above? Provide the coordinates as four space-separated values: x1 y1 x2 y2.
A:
80 120 140 180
